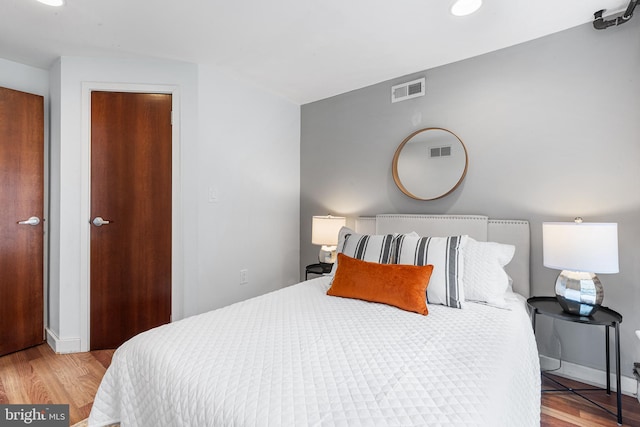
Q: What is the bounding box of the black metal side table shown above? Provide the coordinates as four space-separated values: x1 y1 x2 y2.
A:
305 263 333 280
527 296 623 425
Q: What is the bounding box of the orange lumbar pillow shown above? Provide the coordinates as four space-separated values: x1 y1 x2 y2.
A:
327 253 433 315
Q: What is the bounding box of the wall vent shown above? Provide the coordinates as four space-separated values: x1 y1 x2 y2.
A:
430 146 451 158
391 77 425 103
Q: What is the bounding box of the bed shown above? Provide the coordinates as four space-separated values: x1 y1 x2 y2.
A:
89 215 541 426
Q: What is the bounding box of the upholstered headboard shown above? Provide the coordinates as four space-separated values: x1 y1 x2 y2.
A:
355 214 531 298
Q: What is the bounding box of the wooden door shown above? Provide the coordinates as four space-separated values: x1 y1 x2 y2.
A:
0 87 44 356
90 91 172 350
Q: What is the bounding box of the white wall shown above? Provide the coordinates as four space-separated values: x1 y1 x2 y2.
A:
0 58 48 95
196 65 300 313
48 60 61 335
300 20 640 387
46 56 300 351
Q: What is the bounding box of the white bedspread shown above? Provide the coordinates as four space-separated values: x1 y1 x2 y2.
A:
89 277 540 426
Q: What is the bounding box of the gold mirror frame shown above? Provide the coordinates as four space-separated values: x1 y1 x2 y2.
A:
392 127 468 201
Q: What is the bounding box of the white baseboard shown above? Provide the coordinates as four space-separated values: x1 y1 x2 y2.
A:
540 355 638 398
45 328 82 354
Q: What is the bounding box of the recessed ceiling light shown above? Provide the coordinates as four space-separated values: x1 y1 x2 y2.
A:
36 0 65 6
451 0 482 16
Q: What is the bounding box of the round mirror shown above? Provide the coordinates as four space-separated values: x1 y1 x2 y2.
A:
392 128 468 201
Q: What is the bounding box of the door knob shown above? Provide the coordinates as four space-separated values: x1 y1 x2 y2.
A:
17 216 40 226
92 216 111 227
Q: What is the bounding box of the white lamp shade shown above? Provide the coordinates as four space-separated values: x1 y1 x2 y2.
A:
542 222 619 273
312 215 346 246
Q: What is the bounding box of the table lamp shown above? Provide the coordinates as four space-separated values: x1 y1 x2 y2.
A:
312 215 346 264
542 218 619 316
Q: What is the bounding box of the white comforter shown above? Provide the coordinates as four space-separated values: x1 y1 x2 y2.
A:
89 277 540 426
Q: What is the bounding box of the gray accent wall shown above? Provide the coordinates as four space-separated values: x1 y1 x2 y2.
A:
301 21 640 382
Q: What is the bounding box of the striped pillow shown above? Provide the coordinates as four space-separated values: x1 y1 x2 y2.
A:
393 234 468 309
329 227 396 275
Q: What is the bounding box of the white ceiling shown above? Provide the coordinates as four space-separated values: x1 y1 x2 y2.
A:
0 0 626 104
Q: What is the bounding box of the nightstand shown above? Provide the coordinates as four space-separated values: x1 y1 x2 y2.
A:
527 296 623 425
305 263 333 280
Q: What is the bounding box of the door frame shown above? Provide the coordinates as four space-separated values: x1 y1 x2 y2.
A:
79 82 183 352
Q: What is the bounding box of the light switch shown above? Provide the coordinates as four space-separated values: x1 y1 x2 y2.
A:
208 187 219 203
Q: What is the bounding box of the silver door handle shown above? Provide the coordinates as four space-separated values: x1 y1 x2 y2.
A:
92 216 111 227
18 216 40 226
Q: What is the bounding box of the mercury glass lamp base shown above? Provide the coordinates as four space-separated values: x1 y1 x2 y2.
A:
555 270 603 316
318 245 337 264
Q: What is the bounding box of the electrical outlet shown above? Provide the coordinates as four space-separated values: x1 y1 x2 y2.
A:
240 269 248 285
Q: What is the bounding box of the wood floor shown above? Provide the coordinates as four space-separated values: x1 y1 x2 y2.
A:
0 344 114 425
1 343 639 426
541 374 640 427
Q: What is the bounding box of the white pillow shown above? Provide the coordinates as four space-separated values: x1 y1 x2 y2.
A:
394 234 468 309
329 227 396 275
462 237 515 308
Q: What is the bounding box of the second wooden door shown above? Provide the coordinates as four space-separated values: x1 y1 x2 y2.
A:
0 87 44 356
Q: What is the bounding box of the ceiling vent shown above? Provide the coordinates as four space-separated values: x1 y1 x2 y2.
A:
391 77 425 103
